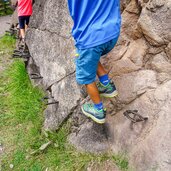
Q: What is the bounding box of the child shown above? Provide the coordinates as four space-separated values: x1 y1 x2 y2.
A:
67 0 121 124
17 0 33 41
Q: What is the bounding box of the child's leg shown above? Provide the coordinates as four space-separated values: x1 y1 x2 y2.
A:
97 62 107 77
76 47 105 123
96 62 118 98
97 62 110 86
96 37 119 84
76 49 102 105
82 82 105 123
18 16 26 39
25 16 31 31
25 24 28 30
18 16 30 40
85 82 101 104
20 29 25 39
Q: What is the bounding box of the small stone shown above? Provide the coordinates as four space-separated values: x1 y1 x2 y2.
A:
54 142 59 148
25 155 30 160
39 141 52 151
9 164 14 169
30 150 39 155
151 52 171 73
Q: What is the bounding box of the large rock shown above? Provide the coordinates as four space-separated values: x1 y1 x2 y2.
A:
166 43 171 60
107 81 171 171
129 81 171 171
26 0 79 131
115 70 157 104
138 0 171 46
108 39 148 77
69 120 110 153
44 74 81 130
151 52 171 74
27 29 75 88
26 0 171 170
119 0 140 42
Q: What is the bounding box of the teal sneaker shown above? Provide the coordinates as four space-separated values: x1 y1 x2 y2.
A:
97 81 118 98
81 103 106 124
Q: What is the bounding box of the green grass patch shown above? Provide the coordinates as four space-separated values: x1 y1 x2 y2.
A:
0 35 130 171
0 33 16 53
113 154 129 170
0 8 13 16
4 60 44 123
0 1 13 16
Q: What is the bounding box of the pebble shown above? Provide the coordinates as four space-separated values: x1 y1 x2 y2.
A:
9 164 14 169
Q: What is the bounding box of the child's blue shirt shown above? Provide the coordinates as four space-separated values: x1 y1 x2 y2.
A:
67 0 121 49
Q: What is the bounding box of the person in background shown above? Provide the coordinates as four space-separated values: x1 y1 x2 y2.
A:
67 0 121 124
17 0 33 42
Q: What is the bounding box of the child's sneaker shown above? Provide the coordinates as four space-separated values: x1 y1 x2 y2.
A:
97 81 118 98
81 103 106 124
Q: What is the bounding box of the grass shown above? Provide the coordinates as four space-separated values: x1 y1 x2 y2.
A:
0 34 130 171
0 8 13 16
0 34 16 52
0 1 13 16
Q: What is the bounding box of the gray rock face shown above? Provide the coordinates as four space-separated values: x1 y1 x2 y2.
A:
115 70 157 104
26 0 78 130
107 81 171 171
69 120 110 153
44 74 81 130
138 0 171 45
26 0 171 170
103 0 171 170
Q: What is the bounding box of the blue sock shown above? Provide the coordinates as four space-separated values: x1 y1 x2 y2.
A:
94 102 103 111
99 74 109 86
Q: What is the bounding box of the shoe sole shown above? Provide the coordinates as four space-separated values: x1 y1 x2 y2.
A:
100 90 118 98
81 107 105 124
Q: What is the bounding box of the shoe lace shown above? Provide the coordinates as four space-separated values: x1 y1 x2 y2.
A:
96 82 101 87
97 82 106 89
86 104 97 114
87 103 106 115
87 103 93 108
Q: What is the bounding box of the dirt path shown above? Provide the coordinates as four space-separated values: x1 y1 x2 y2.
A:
0 15 11 37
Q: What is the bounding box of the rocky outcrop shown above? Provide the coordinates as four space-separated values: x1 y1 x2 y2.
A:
26 0 78 130
102 1 171 170
26 0 171 170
